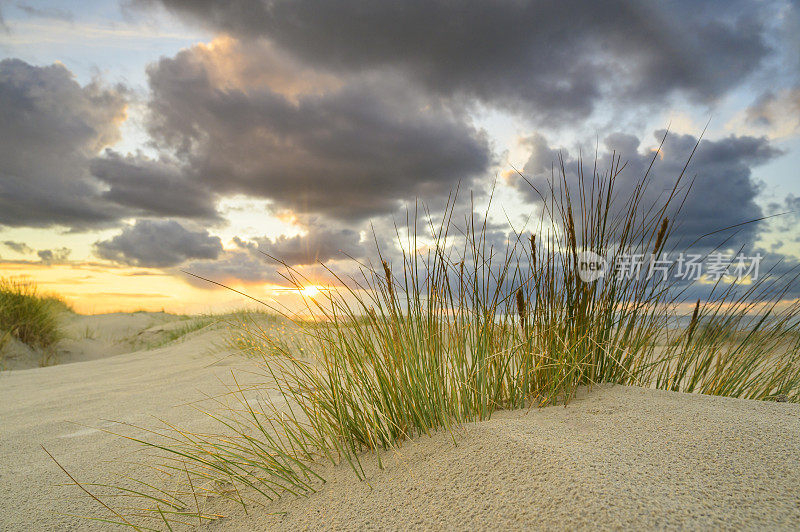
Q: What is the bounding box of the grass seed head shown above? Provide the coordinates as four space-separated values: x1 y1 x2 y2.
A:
653 217 669 254
382 260 395 302
516 287 527 326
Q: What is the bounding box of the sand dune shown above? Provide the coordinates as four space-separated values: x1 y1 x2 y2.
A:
0 317 265 530
1 314 799 531
213 385 800 531
0 311 192 370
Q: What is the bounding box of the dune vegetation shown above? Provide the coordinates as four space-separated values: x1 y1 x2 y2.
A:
55 142 800 528
0 277 69 354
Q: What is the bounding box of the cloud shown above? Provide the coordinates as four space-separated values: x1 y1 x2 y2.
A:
15 3 73 21
143 40 491 222
515 130 782 251
90 150 219 220
3 240 33 254
0 58 128 228
183 220 374 287
140 0 776 119
182 248 281 286
742 85 800 138
0 59 222 230
244 225 365 266
182 246 355 289
766 194 800 238
94 219 223 267
37 248 71 264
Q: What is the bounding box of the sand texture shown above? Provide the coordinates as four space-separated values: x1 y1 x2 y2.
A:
214 385 800 531
1 311 194 370
1 314 270 530
1 314 799 531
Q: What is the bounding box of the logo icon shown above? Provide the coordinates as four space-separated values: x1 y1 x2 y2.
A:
577 250 607 282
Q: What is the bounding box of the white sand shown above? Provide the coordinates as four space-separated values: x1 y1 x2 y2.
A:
1 311 185 370
0 314 270 530
214 385 800 531
1 313 799 530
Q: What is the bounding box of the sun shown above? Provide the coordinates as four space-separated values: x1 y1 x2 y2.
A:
299 285 321 298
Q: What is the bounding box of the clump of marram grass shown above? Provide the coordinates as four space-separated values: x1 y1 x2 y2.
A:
0 277 69 350
55 139 800 529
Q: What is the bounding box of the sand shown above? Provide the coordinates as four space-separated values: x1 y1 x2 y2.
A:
214 385 800 531
1 313 799 531
0 313 273 530
0 311 193 370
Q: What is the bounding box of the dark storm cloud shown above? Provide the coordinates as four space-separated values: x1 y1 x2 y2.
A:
140 0 774 119
90 150 219 220
144 43 491 222
516 130 782 251
0 59 127 228
94 219 223 267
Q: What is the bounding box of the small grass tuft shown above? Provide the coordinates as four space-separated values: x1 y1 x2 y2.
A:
143 316 217 350
0 277 69 350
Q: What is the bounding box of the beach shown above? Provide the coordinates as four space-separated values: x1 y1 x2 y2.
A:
2 313 798 530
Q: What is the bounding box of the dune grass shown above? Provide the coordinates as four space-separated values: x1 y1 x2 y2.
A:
0 277 69 352
140 316 218 350
55 144 800 528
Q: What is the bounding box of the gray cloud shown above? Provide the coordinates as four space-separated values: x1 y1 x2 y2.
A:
242 226 365 266
784 195 800 215
94 219 223 267
516 130 782 251
766 194 800 236
0 59 222 230
90 150 219 220
143 41 491 222
3 240 33 254
37 248 71 264
140 0 776 119
183 220 376 287
182 246 360 289
0 59 127 228
182 248 281 286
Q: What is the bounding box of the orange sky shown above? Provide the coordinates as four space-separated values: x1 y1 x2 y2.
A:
0 261 303 315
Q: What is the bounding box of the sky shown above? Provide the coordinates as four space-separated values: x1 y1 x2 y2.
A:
0 0 799 314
